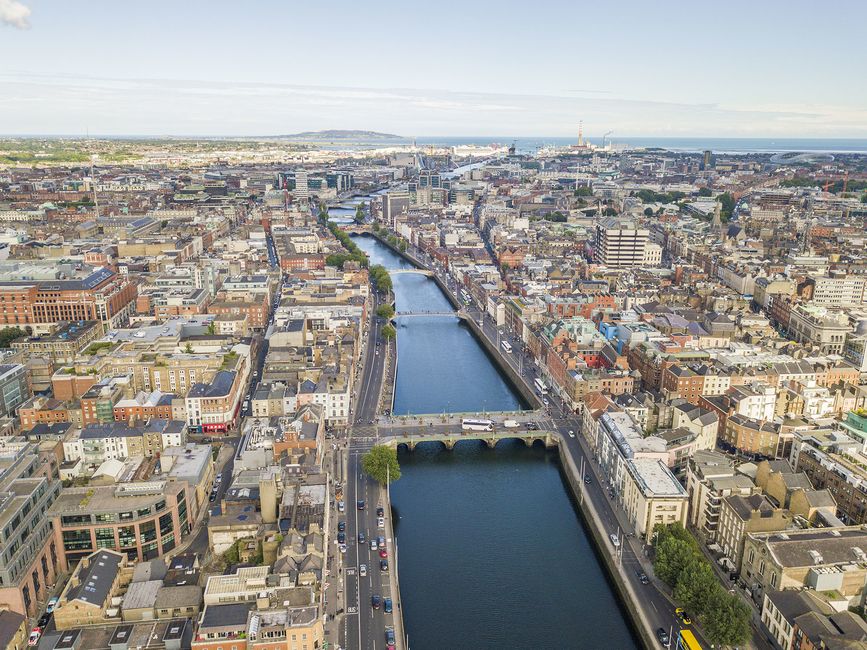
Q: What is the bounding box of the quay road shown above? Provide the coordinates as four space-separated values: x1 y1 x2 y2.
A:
338 281 402 650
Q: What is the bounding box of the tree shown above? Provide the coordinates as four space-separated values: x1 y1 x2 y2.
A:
372 222 381 231
206 322 216 335
376 304 395 320
354 202 365 224
673 557 718 616
702 587 752 647
398 240 408 252
361 444 401 485
717 192 736 221
381 324 396 341
653 535 695 587
698 187 713 197
183 343 194 354
574 186 592 197
602 207 618 216
643 207 653 217
0 327 28 348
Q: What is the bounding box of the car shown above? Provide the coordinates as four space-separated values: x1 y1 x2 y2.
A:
337 532 345 544
28 628 41 647
676 608 692 625
337 520 346 532
359 564 367 577
370 539 378 551
583 475 592 484
337 500 345 512
37 614 50 628
636 570 650 585
568 430 575 438
526 422 539 430
384 597 393 613
357 500 365 511
609 533 621 548
655 627 670 645
376 506 384 517
377 517 385 528
385 628 396 645
379 546 389 557
543 398 550 406
380 559 389 572
209 492 216 502
358 532 366 544
371 594 381 609
339 543 347 554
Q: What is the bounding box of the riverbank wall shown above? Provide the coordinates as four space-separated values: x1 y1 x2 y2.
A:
555 442 657 649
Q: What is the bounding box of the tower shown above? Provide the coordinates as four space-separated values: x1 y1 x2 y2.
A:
578 121 584 147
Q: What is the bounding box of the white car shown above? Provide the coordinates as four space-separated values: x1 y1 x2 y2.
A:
359 564 367 576
377 517 385 528
609 533 621 548
568 430 575 438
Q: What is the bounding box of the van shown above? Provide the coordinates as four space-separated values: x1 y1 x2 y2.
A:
609 533 621 548
503 420 519 428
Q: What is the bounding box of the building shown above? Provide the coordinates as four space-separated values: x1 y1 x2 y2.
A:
741 527 867 606
48 480 191 569
52 549 133 630
0 439 62 617
685 449 758 542
0 267 137 334
0 363 30 418
787 304 852 355
594 217 650 268
10 320 103 364
717 494 794 569
761 588 867 650
185 370 244 435
801 274 866 307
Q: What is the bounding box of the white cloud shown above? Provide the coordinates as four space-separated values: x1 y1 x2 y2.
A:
0 0 31 29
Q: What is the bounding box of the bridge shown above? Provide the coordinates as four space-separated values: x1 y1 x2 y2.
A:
380 429 559 451
393 310 459 319
389 269 433 277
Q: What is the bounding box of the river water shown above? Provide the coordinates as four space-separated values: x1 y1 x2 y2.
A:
351 234 638 650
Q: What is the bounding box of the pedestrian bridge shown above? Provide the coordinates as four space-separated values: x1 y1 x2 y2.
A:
381 429 559 451
389 269 433 277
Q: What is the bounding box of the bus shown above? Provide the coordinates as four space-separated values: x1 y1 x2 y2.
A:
461 418 494 432
501 340 513 354
534 378 548 395
676 629 702 650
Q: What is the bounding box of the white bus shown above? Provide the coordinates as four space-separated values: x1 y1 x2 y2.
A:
461 418 494 432
501 340 512 354
534 378 548 395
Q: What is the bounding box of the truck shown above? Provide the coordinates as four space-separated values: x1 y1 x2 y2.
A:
503 419 520 428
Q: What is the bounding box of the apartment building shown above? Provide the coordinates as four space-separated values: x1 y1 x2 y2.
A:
686 450 758 541
0 364 30 418
0 439 62 617
717 494 794 569
185 369 244 434
10 320 103 364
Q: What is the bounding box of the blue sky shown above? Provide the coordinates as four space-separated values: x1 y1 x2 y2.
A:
1 0 865 137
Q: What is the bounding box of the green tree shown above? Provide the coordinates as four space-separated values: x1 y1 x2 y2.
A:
224 540 240 565
206 322 216 335
702 587 752 647
653 535 695 587
574 186 593 197
602 207 618 216
372 222 381 231
398 240 408 252
361 444 401 485
183 343 194 354
354 202 365 224
0 327 27 348
376 304 395 320
717 192 736 221
673 557 718 616
643 207 653 217
698 187 713 197
381 324 396 341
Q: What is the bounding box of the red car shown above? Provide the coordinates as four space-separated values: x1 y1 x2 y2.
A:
379 548 388 558
28 628 42 647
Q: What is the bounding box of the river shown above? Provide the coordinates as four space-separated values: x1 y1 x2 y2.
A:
351 234 639 650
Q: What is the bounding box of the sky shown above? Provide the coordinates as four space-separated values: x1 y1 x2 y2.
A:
1 0 865 138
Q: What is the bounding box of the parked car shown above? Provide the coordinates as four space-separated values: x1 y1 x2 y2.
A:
337 532 345 544
380 559 389 572
37 614 50 628
337 500 345 512
339 543 347 554
583 475 592 484
568 430 575 438
376 506 384 517
371 594 381 609
370 539 378 551
358 532 366 544
337 520 346 532
655 628 670 645
377 517 385 528
384 597 393 613
675 608 692 625
28 628 41 647
609 533 621 548
379 548 388 559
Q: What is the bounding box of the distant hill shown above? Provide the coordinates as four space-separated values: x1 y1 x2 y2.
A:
277 130 408 142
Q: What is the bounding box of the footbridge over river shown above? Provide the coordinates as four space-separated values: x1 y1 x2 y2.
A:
388 268 433 277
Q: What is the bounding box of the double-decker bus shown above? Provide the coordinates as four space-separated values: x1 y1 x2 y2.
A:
534 378 548 395
461 418 494 431
501 340 513 353
676 629 702 650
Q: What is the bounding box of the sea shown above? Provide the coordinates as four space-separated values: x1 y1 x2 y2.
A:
414 136 867 155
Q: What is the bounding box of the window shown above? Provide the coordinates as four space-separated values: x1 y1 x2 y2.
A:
95 528 115 549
